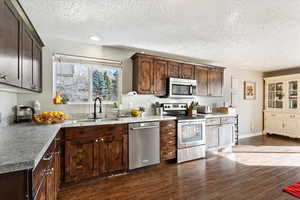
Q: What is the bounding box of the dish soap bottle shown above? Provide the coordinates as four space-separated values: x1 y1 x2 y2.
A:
53 91 62 104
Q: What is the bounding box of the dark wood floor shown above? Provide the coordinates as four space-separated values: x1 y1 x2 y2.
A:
59 135 300 200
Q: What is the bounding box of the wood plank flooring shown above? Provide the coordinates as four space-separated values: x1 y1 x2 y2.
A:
59 135 300 200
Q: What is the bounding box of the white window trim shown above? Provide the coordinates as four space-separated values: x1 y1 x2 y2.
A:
52 54 123 105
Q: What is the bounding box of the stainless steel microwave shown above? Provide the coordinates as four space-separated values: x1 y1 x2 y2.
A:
167 78 197 99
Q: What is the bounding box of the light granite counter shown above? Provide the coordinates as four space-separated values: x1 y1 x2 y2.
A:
0 116 176 174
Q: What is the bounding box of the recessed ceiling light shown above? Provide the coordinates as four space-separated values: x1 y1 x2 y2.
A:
89 36 100 41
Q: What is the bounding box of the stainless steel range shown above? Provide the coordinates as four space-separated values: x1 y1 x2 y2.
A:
162 103 206 163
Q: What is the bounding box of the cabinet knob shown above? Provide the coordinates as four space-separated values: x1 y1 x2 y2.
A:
0 74 7 80
101 138 104 142
95 139 99 142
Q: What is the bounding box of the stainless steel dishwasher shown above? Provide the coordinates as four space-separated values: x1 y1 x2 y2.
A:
129 122 160 170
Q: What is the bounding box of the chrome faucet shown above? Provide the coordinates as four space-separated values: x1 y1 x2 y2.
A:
94 97 102 120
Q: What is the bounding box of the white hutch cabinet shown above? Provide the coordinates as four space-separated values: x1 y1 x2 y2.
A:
264 74 300 138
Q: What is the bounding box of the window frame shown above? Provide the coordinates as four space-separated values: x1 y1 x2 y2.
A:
52 54 123 105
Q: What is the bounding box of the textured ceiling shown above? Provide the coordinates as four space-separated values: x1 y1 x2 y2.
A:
19 0 300 71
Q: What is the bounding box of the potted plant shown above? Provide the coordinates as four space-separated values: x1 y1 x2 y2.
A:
139 107 145 117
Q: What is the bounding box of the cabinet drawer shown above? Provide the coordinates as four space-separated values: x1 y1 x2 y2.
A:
65 124 127 139
221 117 236 124
161 148 176 161
160 128 176 137
32 141 55 197
160 120 176 129
160 136 176 146
206 118 221 126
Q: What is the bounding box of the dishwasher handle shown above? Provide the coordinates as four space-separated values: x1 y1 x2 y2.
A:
130 126 159 130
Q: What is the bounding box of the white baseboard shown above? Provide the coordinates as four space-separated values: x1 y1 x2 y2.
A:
239 132 262 139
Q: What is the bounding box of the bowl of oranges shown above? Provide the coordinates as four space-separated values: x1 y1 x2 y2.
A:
34 111 67 124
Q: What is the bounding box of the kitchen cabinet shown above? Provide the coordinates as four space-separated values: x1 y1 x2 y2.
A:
206 126 219 149
218 124 234 148
131 53 224 97
160 120 177 161
35 179 46 200
63 124 128 183
206 117 236 152
208 68 223 97
0 0 44 91
0 0 22 87
98 134 128 174
64 138 98 183
153 59 168 96
132 54 154 94
195 66 208 96
167 62 182 78
181 64 195 79
32 42 42 92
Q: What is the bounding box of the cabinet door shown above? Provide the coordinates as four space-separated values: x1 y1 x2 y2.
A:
46 160 55 200
206 126 219 149
64 138 98 183
181 64 194 79
195 66 208 96
134 56 154 94
22 26 33 89
0 0 22 86
208 69 223 96
98 134 128 175
35 178 46 200
218 124 234 147
153 59 167 96
284 114 300 138
264 112 283 134
54 144 61 200
167 62 181 78
32 42 42 92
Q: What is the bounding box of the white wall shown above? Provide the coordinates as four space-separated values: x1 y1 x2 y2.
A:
16 37 263 136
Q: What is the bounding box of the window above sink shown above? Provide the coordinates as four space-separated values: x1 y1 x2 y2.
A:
53 54 122 104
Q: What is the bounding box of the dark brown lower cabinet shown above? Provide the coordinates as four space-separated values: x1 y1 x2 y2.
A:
99 134 128 174
64 138 98 183
160 120 177 161
63 124 129 184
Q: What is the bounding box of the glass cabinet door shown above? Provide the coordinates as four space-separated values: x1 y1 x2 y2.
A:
275 82 284 109
288 81 298 109
268 83 276 108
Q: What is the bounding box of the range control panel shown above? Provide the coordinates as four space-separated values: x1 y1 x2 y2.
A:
163 103 188 111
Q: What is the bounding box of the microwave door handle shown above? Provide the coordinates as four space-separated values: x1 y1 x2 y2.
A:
189 85 193 95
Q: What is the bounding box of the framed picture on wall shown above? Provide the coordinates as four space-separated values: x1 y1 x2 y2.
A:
244 81 256 100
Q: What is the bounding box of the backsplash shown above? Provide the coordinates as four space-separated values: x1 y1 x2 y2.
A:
0 91 17 127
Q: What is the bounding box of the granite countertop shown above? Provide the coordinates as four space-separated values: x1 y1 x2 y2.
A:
0 115 176 174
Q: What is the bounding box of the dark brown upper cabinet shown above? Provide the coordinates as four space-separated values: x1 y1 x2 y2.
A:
132 54 154 94
195 66 208 96
0 0 22 87
181 64 195 79
32 42 42 92
167 62 182 78
0 0 44 92
131 53 224 97
208 68 224 97
153 59 168 96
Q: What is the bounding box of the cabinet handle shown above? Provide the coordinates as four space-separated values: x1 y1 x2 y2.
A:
44 167 54 176
43 153 53 161
95 139 99 142
0 74 7 80
168 132 173 135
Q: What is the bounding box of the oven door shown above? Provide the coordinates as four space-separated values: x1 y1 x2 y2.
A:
177 120 206 149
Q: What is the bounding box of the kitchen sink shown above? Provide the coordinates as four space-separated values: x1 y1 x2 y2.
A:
73 118 120 123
